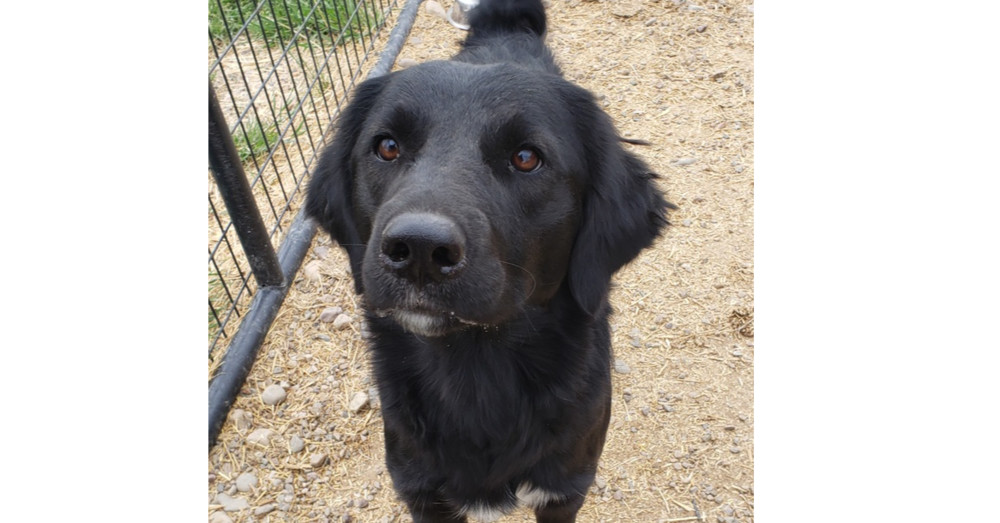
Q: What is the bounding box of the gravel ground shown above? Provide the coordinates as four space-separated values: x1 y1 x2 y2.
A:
209 0 754 521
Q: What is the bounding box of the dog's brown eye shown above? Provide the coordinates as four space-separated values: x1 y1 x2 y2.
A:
511 148 541 172
376 137 400 161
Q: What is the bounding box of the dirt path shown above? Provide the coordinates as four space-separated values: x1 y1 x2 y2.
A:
209 0 754 521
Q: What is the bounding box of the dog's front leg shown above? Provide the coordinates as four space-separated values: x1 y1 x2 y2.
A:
407 496 469 523
533 494 585 523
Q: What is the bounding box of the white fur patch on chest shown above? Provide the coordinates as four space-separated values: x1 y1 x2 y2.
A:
462 504 506 523
515 482 565 509
460 482 566 521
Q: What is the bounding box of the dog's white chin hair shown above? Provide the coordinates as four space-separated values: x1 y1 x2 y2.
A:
387 309 485 337
392 310 452 337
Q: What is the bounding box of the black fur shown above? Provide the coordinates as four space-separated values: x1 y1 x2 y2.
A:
305 1 671 520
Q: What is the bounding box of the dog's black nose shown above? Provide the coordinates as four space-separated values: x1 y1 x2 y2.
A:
379 213 466 284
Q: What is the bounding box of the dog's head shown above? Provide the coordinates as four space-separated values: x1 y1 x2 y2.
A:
306 61 668 337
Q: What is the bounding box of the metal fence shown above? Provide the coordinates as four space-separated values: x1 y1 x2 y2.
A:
208 0 423 446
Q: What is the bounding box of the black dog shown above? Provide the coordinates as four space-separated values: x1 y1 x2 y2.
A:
306 0 670 520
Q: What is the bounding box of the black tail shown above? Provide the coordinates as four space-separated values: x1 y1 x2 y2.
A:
466 0 547 40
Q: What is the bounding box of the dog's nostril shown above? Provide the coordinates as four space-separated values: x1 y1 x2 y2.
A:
387 241 410 263
432 245 462 268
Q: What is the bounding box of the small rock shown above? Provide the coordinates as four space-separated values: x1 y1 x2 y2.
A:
640 406 651 416
613 490 623 501
230 409 252 431
314 245 330 259
247 428 274 446
310 452 329 468
236 472 258 493
613 359 631 374
261 384 287 406
255 504 277 516
424 0 448 20
316 333 331 342
368 386 381 409
303 261 322 282
673 157 697 166
594 477 607 490
357 498 370 508
696 25 707 33
611 1 641 17
673 449 685 459
349 391 370 413
397 58 419 69
721 504 735 516
319 307 343 322
289 434 305 454
215 493 251 512
209 511 234 523
333 314 353 330
730 446 742 454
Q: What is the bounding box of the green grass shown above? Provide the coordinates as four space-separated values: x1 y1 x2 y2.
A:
233 117 281 164
209 0 380 46
232 102 314 165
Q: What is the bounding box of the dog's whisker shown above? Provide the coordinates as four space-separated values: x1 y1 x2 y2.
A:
500 260 538 297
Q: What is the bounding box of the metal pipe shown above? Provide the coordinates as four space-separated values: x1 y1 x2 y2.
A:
209 210 315 447
369 0 424 78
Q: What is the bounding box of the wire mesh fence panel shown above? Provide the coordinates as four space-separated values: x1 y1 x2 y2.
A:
208 0 398 364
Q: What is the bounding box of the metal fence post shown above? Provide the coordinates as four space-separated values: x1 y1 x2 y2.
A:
208 85 284 288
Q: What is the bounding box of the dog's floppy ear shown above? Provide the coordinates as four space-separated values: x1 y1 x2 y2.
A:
305 75 389 294
566 92 672 316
